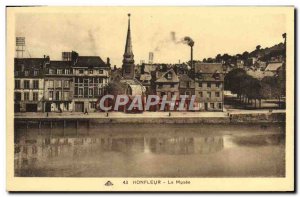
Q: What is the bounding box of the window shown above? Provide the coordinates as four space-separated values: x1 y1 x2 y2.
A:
64 80 69 88
55 91 61 100
33 92 38 101
99 70 104 74
207 92 211 98
79 69 84 74
161 92 166 97
56 80 62 88
216 92 220 97
49 69 55 74
78 88 83 96
199 92 203 97
167 73 172 79
171 84 175 88
125 67 131 73
98 78 103 83
186 82 190 88
89 70 93 74
48 80 54 88
210 103 214 109
49 91 53 100
65 69 70 74
15 71 19 76
98 88 103 96
57 69 63 74
34 70 39 76
15 92 21 101
24 80 30 89
24 70 29 76
207 82 211 88
185 91 190 96
216 82 220 88
198 82 202 88
24 92 29 101
158 84 163 88
89 88 93 96
63 92 69 100
218 103 222 109
33 80 39 89
90 102 96 109
15 80 20 89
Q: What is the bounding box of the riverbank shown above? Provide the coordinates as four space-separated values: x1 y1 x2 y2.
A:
14 110 286 124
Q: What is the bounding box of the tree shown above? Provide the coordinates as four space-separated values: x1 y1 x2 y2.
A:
256 45 261 51
215 54 222 63
224 68 247 98
261 76 282 107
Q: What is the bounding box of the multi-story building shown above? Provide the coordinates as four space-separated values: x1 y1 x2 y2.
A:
14 57 48 112
72 55 111 112
44 60 74 112
194 63 224 111
155 68 180 111
178 74 195 98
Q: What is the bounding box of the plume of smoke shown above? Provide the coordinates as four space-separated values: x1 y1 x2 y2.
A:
183 36 194 47
88 29 97 55
170 31 194 46
154 31 194 52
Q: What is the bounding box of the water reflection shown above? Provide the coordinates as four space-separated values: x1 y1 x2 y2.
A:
14 123 285 177
15 134 226 171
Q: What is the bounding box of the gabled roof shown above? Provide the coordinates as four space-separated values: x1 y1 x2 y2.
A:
74 56 108 68
265 62 283 72
194 63 223 73
179 74 193 82
156 69 179 83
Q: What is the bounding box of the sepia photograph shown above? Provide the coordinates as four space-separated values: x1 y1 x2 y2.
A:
6 6 294 191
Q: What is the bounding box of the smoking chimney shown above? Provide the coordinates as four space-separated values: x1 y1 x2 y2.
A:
182 36 194 70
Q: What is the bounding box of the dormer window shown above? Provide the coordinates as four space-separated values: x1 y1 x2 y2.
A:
99 70 104 74
49 69 54 74
57 69 63 74
213 72 220 79
34 70 39 76
89 70 93 74
65 69 70 74
167 73 172 79
79 69 84 74
24 70 29 76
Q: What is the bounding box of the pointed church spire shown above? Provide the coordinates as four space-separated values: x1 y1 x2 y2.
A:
124 13 133 55
122 13 135 79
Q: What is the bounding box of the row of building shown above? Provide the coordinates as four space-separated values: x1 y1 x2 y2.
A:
14 52 111 112
14 13 225 113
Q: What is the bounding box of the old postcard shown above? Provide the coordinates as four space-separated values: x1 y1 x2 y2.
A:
6 6 294 191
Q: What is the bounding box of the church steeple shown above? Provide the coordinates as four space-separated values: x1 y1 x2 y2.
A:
122 13 135 79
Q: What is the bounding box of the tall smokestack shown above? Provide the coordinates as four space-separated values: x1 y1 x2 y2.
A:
182 36 194 70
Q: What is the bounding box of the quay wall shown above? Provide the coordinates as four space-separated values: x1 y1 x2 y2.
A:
14 112 286 125
229 112 285 123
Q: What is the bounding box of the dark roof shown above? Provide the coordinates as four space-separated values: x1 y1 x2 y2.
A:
194 63 223 73
74 56 108 68
14 58 46 69
156 69 179 83
14 58 47 77
48 61 72 68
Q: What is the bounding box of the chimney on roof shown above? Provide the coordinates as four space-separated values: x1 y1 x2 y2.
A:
107 57 111 66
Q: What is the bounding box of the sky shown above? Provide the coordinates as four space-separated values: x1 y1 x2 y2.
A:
14 7 287 67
